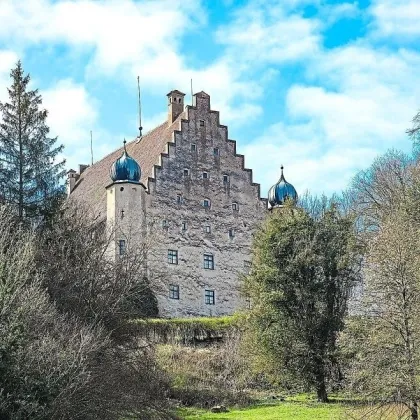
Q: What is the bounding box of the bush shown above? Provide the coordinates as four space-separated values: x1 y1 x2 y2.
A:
156 330 271 408
0 206 173 420
134 315 239 344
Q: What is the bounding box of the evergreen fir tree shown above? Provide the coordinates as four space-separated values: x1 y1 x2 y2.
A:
0 61 65 220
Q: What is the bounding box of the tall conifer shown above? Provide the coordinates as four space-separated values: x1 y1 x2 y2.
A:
0 61 65 220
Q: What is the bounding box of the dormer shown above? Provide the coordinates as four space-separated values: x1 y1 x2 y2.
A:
167 90 185 125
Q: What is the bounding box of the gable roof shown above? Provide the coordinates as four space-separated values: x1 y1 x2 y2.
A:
70 113 185 216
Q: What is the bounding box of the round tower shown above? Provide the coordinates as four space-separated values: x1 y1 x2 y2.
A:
106 140 147 259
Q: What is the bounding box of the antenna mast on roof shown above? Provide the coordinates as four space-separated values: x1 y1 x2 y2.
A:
190 78 193 105
90 130 93 165
136 76 143 142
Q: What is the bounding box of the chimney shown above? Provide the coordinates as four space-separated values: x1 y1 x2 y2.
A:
193 91 210 111
167 90 185 125
66 169 79 196
79 164 89 174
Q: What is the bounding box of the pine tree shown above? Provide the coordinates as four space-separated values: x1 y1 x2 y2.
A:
0 61 65 220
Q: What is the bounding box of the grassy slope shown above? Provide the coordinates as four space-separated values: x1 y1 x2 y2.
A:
178 401 345 420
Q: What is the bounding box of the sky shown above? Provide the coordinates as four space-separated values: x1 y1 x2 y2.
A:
0 0 419 197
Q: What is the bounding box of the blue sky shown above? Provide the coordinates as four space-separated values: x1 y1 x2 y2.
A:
0 0 419 197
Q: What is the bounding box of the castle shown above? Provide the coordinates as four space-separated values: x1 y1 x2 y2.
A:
67 90 297 317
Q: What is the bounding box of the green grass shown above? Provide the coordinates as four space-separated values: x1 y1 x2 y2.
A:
178 401 346 420
133 315 238 329
132 315 240 343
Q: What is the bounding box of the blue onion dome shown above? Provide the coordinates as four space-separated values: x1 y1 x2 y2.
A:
268 165 298 207
110 140 141 183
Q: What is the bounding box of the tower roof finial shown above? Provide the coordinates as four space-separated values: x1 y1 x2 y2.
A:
123 138 127 152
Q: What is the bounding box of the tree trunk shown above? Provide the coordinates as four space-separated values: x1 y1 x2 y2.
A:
18 85 23 219
316 376 329 402
411 402 418 420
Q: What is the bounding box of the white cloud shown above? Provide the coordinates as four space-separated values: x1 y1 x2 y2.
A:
238 41 420 195
0 50 18 101
1 0 419 197
242 120 380 197
216 1 321 65
0 0 203 67
370 0 420 39
43 79 97 145
0 0 262 125
42 79 104 169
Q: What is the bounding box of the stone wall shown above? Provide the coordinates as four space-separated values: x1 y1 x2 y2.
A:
145 92 267 317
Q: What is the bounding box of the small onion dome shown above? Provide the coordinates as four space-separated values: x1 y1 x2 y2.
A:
110 140 141 183
268 165 298 207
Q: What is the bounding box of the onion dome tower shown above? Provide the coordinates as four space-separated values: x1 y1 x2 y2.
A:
109 140 141 183
268 165 298 208
106 139 146 262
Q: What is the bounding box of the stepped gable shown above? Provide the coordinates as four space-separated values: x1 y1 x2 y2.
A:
70 112 185 216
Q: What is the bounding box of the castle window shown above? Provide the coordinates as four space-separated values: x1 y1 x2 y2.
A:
203 199 211 208
223 174 229 184
179 98 182 103
205 225 211 234
199 120 205 127
168 249 178 265
182 221 187 231
205 289 215 305
232 202 239 211
213 147 219 156
183 168 190 177
177 194 183 204
191 144 196 152
118 240 126 255
169 284 180 300
229 228 234 239
162 219 168 228
204 253 214 270
202 171 208 179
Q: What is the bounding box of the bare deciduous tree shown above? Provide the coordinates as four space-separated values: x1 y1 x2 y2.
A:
0 206 174 420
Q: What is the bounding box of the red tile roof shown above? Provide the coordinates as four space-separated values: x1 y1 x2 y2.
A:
70 113 184 216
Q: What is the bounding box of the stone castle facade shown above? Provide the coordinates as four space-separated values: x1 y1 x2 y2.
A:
67 90 295 317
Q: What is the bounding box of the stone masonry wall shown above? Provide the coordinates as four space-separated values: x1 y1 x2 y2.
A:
145 93 267 317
